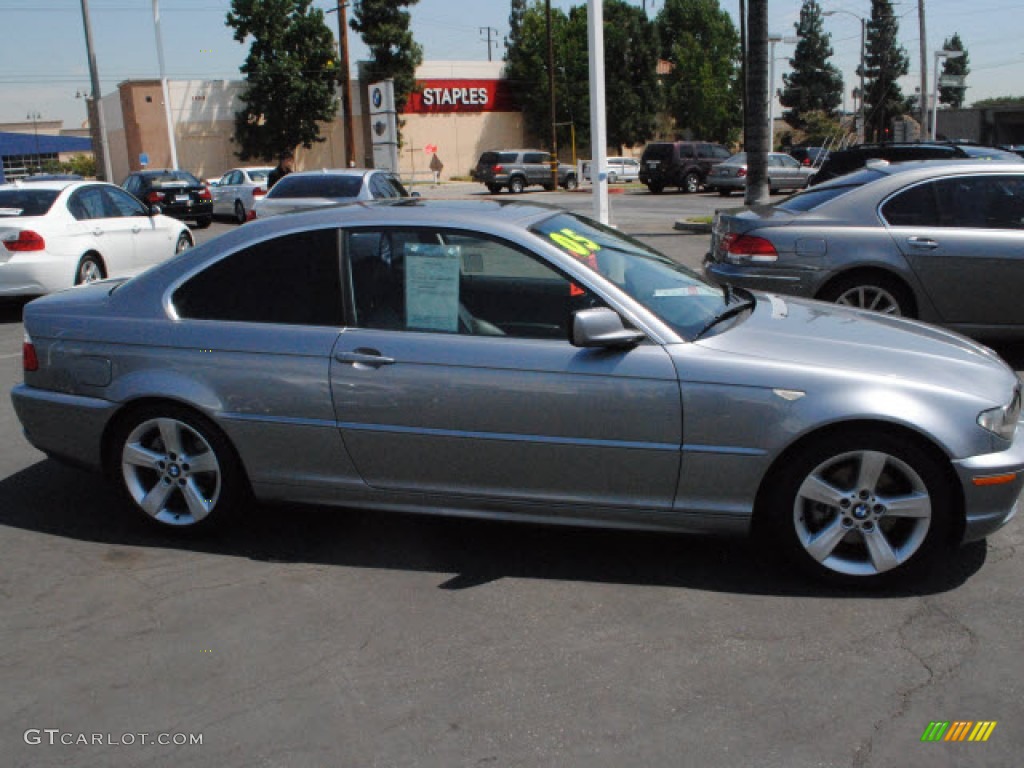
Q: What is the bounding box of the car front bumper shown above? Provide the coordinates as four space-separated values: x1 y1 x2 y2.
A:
954 424 1024 542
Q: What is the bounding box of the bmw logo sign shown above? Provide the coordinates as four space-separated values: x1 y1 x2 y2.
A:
372 88 382 109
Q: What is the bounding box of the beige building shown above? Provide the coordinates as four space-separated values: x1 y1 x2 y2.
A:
98 61 526 184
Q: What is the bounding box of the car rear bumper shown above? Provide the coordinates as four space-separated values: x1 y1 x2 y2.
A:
11 384 115 472
0 255 74 296
703 259 819 299
160 201 213 221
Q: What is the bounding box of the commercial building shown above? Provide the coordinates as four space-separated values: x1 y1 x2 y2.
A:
96 61 526 184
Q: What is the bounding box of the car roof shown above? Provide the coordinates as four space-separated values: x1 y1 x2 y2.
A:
0 179 100 192
284 168 376 178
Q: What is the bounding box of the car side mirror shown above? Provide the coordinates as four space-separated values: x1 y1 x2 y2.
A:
148 204 162 216
410 191 421 198
571 307 645 349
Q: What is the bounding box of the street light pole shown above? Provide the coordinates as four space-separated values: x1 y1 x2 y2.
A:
79 0 112 182
27 111 41 172
153 0 179 169
931 49 964 140
823 10 866 143
767 34 799 151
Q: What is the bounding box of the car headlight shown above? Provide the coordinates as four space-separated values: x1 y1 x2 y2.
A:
978 386 1022 440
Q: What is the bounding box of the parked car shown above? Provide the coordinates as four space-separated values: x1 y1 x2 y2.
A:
0 179 192 296
999 144 1024 159
122 169 213 228
11 199 1023 586
705 160 1024 336
788 145 829 168
251 168 411 219
808 142 1019 186
705 152 816 196
583 156 641 184
638 141 732 194
471 149 578 193
211 166 274 224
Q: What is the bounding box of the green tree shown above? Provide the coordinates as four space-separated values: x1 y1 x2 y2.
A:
226 0 340 161
779 0 843 127
603 0 660 151
61 154 96 178
656 0 742 143
938 33 969 109
971 95 1024 107
800 110 845 144
862 0 909 142
350 0 423 116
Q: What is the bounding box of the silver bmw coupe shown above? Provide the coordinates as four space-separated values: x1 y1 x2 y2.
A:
11 199 1023 585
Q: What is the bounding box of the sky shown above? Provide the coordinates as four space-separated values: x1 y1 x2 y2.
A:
1 0 1022 130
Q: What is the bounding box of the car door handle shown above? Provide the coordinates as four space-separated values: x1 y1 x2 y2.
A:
334 349 395 367
92 228 103 236
131 225 141 233
906 236 939 249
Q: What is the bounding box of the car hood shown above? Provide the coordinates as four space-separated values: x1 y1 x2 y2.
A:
693 292 1016 401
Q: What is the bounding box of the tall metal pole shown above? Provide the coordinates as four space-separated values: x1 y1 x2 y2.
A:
858 18 866 143
918 0 928 138
587 0 609 223
153 0 179 169
336 2 356 166
546 0 558 188
79 0 112 182
768 37 777 151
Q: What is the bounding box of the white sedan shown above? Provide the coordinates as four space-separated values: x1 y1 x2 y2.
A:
0 179 192 296
211 166 273 224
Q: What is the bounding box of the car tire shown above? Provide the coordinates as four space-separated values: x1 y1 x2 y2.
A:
234 200 246 225
509 176 526 194
111 404 249 532
486 184 502 194
818 272 915 317
194 216 213 229
175 232 193 254
718 189 732 197
683 172 701 194
563 175 578 191
542 182 556 191
75 254 105 285
760 428 955 586
647 183 664 194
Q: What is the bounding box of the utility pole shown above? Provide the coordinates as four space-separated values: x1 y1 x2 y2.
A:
546 0 558 188
479 27 498 62
327 2 356 167
153 0 179 169
917 0 928 137
745 0 769 205
79 0 112 182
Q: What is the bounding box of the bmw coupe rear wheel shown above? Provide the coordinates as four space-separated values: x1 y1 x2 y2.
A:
115 406 246 530
766 431 953 584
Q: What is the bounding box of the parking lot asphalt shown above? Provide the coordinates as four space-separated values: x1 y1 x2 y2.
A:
1 185 1022 767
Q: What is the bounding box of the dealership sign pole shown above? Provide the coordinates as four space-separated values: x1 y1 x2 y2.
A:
587 0 609 224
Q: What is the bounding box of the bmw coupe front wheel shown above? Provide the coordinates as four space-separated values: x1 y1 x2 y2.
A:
764 430 955 585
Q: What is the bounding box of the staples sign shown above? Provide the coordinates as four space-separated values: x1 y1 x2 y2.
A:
406 80 516 114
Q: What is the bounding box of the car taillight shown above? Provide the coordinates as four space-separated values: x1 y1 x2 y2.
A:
145 191 163 204
723 233 778 263
737 168 747 177
802 158 811 165
493 164 503 173
3 230 45 252
246 209 257 221
253 187 266 197
23 333 38 372
198 186 212 201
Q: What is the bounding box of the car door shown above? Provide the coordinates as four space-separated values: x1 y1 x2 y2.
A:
769 154 802 189
103 185 174 270
884 174 1024 326
330 226 682 509
523 152 550 187
212 170 237 216
66 185 137 277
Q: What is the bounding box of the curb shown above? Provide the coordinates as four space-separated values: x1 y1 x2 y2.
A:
673 221 712 234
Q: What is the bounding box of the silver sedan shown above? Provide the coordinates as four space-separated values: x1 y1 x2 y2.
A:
705 160 1024 336
11 200 1023 586
705 152 816 196
252 168 411 219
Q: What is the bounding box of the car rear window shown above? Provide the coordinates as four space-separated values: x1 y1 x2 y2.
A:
776 169 886 212
248 170 269 182
147 172 201 188
478 152 518 165
643 144 674 162
268 175 363 199
0 189 60 217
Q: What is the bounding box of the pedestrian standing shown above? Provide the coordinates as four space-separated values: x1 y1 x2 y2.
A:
268 149 295 190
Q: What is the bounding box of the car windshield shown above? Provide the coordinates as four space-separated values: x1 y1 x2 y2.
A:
777 168 886 212
148 172 200 188
268 175 363 199
0 188 60 217
530 212 732 340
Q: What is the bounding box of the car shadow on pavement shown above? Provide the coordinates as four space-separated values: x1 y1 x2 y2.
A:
0 298 29 325
0 459 986 598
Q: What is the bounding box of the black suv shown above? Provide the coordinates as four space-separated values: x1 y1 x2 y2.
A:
638 141 732 194
122 169 213 228
808 142 1019 186
472 149 578 193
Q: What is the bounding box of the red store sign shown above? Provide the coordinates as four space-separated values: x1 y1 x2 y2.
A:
405 80 517 114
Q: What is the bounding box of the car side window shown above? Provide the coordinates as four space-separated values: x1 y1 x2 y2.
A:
369 174 399 199
712 145 732 159
523 153 549 164
69 187 110 220
779 155 800 168
881 182 941 227
698 145 713 159
347 228 600 339
932 176 1024 230
173 229 343 326
104 187 148 217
